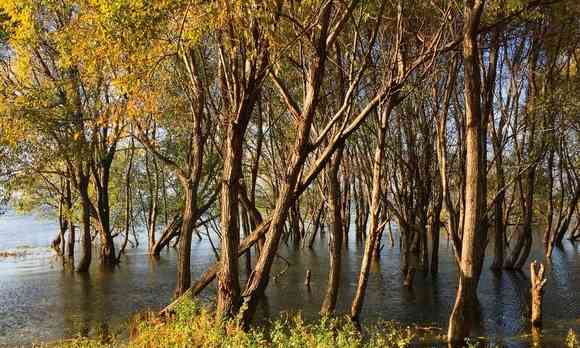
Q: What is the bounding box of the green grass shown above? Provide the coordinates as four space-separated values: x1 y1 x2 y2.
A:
45 298 414 348
39 298 580 348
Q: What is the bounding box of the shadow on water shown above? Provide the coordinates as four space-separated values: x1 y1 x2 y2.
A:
0 211 579 347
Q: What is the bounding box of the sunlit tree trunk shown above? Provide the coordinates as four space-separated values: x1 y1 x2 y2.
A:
239 4 332 324
151 214 182 257
217 118 247 319
447 0 487 342
215 21 267 317
350 101 393 321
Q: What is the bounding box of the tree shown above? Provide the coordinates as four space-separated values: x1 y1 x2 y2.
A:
447 0 487 342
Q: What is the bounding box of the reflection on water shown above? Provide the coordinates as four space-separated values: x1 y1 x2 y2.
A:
0 210 579 347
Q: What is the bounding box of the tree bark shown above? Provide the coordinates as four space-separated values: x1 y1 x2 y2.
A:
543 149 555 254
53 188 67 256
321 146 344 315
505 166 536 270
143 142 160 254
94 162 116 267
430 191 442 274
350 101 393 321
119 139 135 260
308 201 325 248
490 144 506 270
175 183 198 297
77 174 92 273
152 214 182 257
530 261 546 327
237 4 333 325
65 178 75 262
217 120 246 319
550 188 580 250
448 0 487 342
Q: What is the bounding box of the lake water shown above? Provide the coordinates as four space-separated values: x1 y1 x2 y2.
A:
0 210 579 347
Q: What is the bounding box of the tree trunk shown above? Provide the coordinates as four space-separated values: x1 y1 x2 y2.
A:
543 149 555 254
77 175 92 273
551 188 580 250
119 140 135 260
321 147 344 315
238 5 332 325
53 192 67 256
448 0 487 342
175 184 198 297
216 122 245 319
308 201 325 248
152 214 182 257
350 101 393 321
145 151 159 253
65 178 75 262
420 221 429 273
505 166 535 270
430 192 443 274
403 225 420 288
530 261 546 327
490 153 505 270
95 166 116 267
434 59 461 262
241 208 252 279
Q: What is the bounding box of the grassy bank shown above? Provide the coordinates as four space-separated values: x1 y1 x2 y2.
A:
42 298 580 348
47 297 416 348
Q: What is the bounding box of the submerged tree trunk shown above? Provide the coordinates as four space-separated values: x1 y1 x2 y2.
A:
238 5 332 325
144 151 159 254
321 146 344 315
530 261 546 327
351 101 393 321
152 214 182 257
94 163 117 267
490 152 506 270
505 166 536 270
550 188 580 252
175 184 198 297
53 188 67 256
543 150 555 254
308 201 325 248
77 174 92 273
65 178 75 262
430 191 442 274
448 0 487 342
119 140 135 260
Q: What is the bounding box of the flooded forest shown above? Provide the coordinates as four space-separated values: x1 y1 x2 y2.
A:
0 0 579 347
